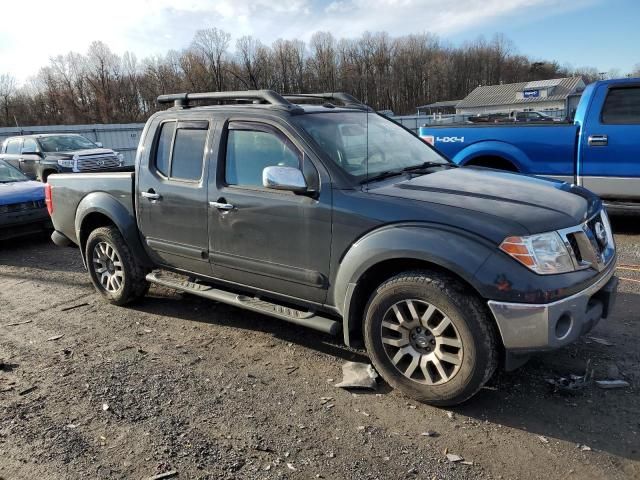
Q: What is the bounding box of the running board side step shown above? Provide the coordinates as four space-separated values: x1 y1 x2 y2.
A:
146 272 341 336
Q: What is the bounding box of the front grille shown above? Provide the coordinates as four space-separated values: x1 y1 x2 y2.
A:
566 233 582 263
76 155 120 171
0 200 45 214
560 210 615 272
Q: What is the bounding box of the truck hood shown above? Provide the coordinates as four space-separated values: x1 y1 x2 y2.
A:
0 180 45 205
369 167 600 234
46 148 116 159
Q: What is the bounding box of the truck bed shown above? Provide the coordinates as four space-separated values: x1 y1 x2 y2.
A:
47 171 136 245
419 123 579 177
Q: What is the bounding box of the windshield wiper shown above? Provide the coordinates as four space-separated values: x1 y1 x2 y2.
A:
402 161 457 172
360 169 406 184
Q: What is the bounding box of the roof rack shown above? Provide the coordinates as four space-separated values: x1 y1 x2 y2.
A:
156 90 371 112
283 93 371 110
156 90 303 112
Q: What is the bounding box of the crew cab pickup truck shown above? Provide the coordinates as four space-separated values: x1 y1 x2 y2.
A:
0 133 125 182
47 90 618 406
420 78 640 211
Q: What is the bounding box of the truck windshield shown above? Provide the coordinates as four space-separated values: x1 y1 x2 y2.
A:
39 135 97 152
0 160 28 182
294 112 449 182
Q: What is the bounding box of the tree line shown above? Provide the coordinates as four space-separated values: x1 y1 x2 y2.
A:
0 29 635 127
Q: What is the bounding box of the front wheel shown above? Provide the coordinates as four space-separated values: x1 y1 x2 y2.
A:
85 226 149 305
363 271 498 406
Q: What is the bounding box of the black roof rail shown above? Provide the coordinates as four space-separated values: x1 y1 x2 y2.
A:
157 90 303 113
283 92 371 110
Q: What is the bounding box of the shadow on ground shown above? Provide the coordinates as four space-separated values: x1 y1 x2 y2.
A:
130 287 639 462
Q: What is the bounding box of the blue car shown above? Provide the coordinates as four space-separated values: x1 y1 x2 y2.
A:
0 159 51 240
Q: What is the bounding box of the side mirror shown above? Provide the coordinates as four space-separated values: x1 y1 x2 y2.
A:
95 142 103 148
262 166 307 192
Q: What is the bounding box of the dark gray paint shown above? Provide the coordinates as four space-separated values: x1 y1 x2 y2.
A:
48 102 610 350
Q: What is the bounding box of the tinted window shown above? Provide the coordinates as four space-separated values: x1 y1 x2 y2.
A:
5 139 22 154
226 128 300 187
602 87 640 124
155 122 175 176
22 138 38 153
171 128 207 181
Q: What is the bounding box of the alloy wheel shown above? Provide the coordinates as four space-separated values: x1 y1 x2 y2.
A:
92 241 124 293
380 299 463 385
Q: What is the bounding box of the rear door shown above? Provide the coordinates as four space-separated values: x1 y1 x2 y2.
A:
208 118 332 304
580 83 640 199
137 114 215 275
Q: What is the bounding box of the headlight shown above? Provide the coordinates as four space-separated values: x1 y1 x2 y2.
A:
116 152 124 165
57 159 74 168
500 231 574 274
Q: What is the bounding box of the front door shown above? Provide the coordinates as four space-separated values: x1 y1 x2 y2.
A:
580 83 640 200
20 138 41 179
209 120 332 304
137 117 214 275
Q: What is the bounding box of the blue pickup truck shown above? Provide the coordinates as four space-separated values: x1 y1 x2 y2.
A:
419 78 640 211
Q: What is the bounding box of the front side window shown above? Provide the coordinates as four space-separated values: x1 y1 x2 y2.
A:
225 126 301 187
602 87 640 124
5 139 22 155
22 138 38 153
153 120 208 181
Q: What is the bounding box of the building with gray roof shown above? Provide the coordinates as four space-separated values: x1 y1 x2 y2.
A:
455 77 585 116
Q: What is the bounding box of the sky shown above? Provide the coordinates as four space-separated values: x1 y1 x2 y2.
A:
0 0 638 84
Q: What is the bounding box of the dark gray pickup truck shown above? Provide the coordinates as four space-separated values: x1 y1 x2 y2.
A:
47 91 618 405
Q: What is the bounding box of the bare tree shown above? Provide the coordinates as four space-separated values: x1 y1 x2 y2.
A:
0 30 607 126
0 73 17 125
191 28 231 91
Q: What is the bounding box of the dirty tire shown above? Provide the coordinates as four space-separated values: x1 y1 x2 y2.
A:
364 270 498 406
85 226 149 306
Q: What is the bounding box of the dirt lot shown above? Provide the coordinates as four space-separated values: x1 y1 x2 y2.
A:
1 217 639 480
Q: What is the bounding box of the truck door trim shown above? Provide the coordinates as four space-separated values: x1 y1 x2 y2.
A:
210 251 327 288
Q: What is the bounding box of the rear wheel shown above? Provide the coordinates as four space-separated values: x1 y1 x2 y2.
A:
364 271 498 406
85 226 149 305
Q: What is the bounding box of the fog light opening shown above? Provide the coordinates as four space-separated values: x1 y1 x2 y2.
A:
555 313 573 340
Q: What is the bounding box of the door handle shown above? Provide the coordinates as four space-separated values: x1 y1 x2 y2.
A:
209 201 234 211
141 191 161 200
588 134 608 147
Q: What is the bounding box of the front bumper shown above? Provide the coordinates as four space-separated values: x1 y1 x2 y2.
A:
487 262 617 352
0 208 52 240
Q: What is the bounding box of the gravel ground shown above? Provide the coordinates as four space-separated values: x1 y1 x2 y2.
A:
0 216 639 480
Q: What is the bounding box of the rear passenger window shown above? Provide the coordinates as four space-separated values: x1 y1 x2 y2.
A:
5 139 21 154
153 120 208 181
226 127 300 187
171 128 207 181
155 122 175 176
602 87 640 124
